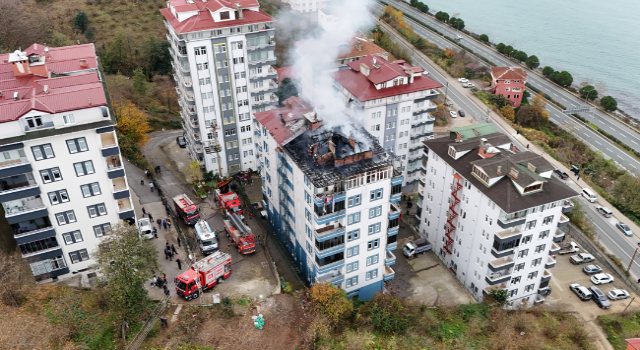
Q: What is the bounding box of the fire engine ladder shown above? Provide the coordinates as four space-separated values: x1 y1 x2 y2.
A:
228 212 251 237
443 174 463 255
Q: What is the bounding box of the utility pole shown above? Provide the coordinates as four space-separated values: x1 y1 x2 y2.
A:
443 81 449 105
624 297 635 313
626 242 640 274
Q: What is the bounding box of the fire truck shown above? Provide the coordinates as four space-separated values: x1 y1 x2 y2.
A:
215 189 243 215
174 251 232 300
173 194 200 225
194 220 218 255
223 212 256 254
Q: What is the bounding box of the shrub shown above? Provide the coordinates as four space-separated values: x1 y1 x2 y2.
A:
513 50 528 62
525 55 540 69
309 282 353 325
479 34 489 42
435 11 449 22
542 66 555 77
579 85 598 100
600 96 618 111
496 43 505 53
361 294 411 335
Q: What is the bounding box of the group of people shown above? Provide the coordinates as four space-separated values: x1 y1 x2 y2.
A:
151 274 171 297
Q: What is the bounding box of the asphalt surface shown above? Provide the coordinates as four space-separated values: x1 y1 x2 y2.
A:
374 0 640 176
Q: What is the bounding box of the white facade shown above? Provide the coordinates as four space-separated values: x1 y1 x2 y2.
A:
287 0 330 14
164 5 278 176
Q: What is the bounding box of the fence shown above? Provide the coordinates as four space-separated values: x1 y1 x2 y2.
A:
126 298 169 350
562 224 640 296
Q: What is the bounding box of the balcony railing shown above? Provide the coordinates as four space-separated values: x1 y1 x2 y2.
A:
2 195 45 215
558 214 569 227
385 251 396 266
389 203 401 220
485 268 512 285
12 218 53 236
313 208 346 225
0 173 37 193
383 266 395 281
0 151 28 169
562 200 574 213
117 197 133 213
112 177 128 192
106 155 123 171
24 120 54 132
545 256 556 269
489 255 514 270
316 269 343 284
314 223 345 241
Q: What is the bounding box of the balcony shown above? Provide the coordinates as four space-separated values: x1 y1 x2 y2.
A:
383 266 395 281
562 200 574 213
100 132 117 149
313 208 346 225
488 255 514 271
111 176 129 200
0 149 28 169
313 188 346 206
545 256 556 269
315 257 345 275
413 101 437 113
387 226 399 236
314 223 345 242
23 116 54 132
390 193 401 203
558 214 569 228
389 203 401 220
386 242 398 251
541 270 552 282
11 217 53 237
106 154 123 171
117 197 135 220
0 173 37 194
385 251 396 266
553 229 565 242
483 283 506 295
485 267 512 285
315 243 345 259
316 269 344 285
549 242 560 255
497 210 527 229
2 195 45 216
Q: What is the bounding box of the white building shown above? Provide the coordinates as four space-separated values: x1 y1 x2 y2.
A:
333 55 442 191
161 0 278 176
417 132 577 306
0 44 135 282
253 97 402 300
287 0 330 17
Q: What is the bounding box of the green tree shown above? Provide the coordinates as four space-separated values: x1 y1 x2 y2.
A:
579 85 598 101
103 31 135 75
410 0 428 12
551 70 573 86
488 93 511 108
361 294 410 335
93 223 158 335
503 45 514 57
487 289 508 306
525 55 540 69
142 35 172 76
276 77 298 104
449 17 465 30
309 282 353 326
542 66 555 77
464 68 475 79
435 11 449 22
84 27 95 42
479 34 489 42
522 90 531 105
496 43 505 53
513 50 528 62
132 68 148 97
73 11 89 33
600 96 618 111
613 173 640 214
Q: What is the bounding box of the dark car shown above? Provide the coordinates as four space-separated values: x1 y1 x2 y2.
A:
589 286 611 309
583 264 603 275
458 110 466 117
176 136 187 148
554 169 569 180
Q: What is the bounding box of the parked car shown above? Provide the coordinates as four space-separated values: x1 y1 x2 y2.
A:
458 110 466 117
463 82 475 88
176 136 187 148
137 218 153 240
589 286 611 309
591 273 614 285
596 206 613 218
570 283 592 301
450 111 458 118
607 289 630 301
616 222 633 236
583 264 603 275
457 78 469 83
554 169 569 180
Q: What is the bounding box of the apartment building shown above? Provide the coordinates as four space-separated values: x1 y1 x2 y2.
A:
287 0 330 17
333 55 442 190
253 96 402 300
162 0 278 176
490 67 527 108
0 44 135 282
417 132 577 306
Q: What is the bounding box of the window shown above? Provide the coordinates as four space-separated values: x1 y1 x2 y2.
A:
242 137 252 145
73 161 95 176
225 129 236 136
25 116 43 129
48 190 70 205
542 215 554 225
80 183 101 197
514 263 525 271
366 269 378 280
197 62 209 70
347 229 360 242
40 167 62 183
522 235 532 244
19 237 59 255
511 276 521 285
305 209 311 222
87 203 107 218
508 289 518 298
240 125 251 132
220 11 230 19
226 140 238 149
66 138 88 154
368 223 381 235
216 60 228 69
346 245 359 257
531 257 542 267
69 249 90 264
525 220 537 230
535 244 546 253
347 212 361 225
525 284 535 292
368 206 382 219
366 254 379 266
517 249 529 258
194 46 207 55
367 239 380 251
538 230 550 239
370 188 383 201
348 195 361 207
62 230 83 244
224 115 235 124
527 271 538 280
233 57 244 64
55 210 77 225
306 241 312 253
31 144 55 160
371 124 380 131
239 113 250 121
63 114 75 125
231 41 243 50
346 276 358 288
346 261 359 273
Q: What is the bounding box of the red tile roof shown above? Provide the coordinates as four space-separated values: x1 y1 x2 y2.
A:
337 35 388 60
0 43 106 123
491 67 527 81
161 0 273 34
275 66 295 83
334 55 442 102
253 96 313 146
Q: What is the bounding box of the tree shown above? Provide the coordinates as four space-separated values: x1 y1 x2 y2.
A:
113 102 152 160
435 11 449 22
132 68 148 97
517 93 549 128
361 294 410 335
550 70 573 86
73 11 89 33
410 0 428 12
579 85 598 101
449 17 465 30
600 96 618 111
309 282 353 325
522 90 531 105
542 66 555 77
464 67 475 79
185 160 203 186
503 45 514 57
142 35 172 76
276 77 298 105
487 289 508 306
85 27 95 42
496 43 505 53
103 31 135 75
513 50 528 62
525 55 540 69
487 93 511 108
479 34 489 43
0 252 32 306
613 173 640 214
93 223 158 331
500 105 515 122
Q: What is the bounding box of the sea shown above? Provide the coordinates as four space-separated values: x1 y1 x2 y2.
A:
424 0 640 118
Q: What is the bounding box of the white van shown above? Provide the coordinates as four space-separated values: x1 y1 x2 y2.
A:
582 188 597 203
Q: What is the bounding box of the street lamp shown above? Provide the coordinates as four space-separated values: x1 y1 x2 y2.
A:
583 88 597 104
627 241 640 275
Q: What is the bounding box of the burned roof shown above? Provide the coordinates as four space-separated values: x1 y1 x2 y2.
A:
451 132 511 152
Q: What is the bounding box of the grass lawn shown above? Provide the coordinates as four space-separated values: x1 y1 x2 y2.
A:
599 313 640 350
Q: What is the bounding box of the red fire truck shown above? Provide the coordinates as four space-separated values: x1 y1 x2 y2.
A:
215 189 243 215
174 251 232 300
173 194 200 225
223 212 256 254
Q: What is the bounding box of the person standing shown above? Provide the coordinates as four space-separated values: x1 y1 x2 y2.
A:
162 274 167 285
168 250 173 261
177 237 181 247
163 220 167 230
142 207 146 215
148 212 153 221
163 285 170 297
167 220 172 229
149 182 154 192
160 316 168 328
164 248 169 260
176 257 182 270
250 178 254 186
171 244 177 255
140 176 144 185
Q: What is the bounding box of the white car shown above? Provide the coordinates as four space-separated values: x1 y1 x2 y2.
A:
463 82 475 88
137 218 153 240
458 78 469 83
607 289 630 300
450 111 458 118
590 273 614 285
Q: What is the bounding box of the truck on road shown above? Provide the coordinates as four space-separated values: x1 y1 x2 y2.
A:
173 194 200 225
403 238 431 258
223 212 256 254
216 189 243 215
570 253 596 265
558 241 580 255
194 220 218 255
174 251 232 300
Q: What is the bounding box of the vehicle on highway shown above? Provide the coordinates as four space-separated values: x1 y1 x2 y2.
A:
596 206 613 218
176 136 187 148
137 218 153 240
463 82 475 88
591 273 614 285
456 34 463 40
607 289 630 300
450 111 458 118
616 222 633 236
457 78 468 83
589 286 611 309
458 110 465 117
582 188 598 203
570 253 595 265
570 284 593 301
554 169 569 179
583 264 603 275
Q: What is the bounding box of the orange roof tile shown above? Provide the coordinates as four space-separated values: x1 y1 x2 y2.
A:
491 67 527 81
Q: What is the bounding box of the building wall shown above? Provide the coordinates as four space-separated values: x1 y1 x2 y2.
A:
493 79 526 108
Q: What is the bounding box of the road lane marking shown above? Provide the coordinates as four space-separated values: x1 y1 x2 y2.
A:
595 141 602 145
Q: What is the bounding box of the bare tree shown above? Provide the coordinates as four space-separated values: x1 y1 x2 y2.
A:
0 251 34 306
0 0 51 52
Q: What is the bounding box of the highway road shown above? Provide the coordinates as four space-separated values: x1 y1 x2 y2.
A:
373 0 640 176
